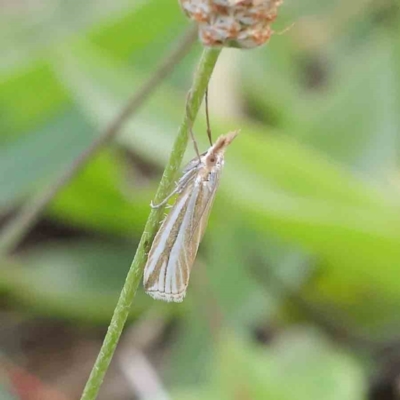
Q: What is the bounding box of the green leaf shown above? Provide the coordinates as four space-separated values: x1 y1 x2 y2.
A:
0 108 96 209
300 35 399 173
206 215 274 328
52 40 183 166
0 61 67 137
89 0 186 64
214 330 366 400
49 149 152 235
0 0 185 139
0 241 150 322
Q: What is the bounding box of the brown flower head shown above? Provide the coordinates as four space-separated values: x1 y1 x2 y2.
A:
179 0 283 48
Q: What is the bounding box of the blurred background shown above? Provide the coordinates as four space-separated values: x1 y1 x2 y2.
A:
1 0 400 399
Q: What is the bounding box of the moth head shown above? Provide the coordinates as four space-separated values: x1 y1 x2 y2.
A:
204 152 221 169
204 130 239 170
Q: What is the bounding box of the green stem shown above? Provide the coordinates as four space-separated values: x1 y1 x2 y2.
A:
80 47 221 400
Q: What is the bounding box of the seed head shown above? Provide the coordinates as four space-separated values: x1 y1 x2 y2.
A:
179 0 283 48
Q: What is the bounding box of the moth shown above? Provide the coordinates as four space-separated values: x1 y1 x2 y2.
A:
143 130 239 302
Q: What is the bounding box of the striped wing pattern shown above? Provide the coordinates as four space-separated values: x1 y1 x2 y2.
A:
143 172 220 302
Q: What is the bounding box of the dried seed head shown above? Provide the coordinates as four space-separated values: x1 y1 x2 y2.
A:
179 0 283 48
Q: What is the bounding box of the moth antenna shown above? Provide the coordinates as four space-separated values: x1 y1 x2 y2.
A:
205 87 213 145
185 90 201 162
189 126 201 162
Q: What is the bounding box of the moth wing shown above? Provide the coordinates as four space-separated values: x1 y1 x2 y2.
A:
144 183 200 302
144 176 219 302
191 170 221 243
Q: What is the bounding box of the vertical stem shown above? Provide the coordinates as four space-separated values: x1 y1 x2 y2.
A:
80 47 221 400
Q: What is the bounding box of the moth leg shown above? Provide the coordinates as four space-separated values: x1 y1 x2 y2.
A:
150 190 177 209
185 90 201 162
150 179 188 209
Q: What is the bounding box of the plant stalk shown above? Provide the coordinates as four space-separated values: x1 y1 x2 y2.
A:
80 47 221 400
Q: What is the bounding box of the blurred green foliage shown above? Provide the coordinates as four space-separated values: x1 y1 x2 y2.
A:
174 329 366 400
1 0 400 399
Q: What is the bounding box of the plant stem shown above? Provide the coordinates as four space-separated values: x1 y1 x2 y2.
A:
80 47 221 400
0 26 198 255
